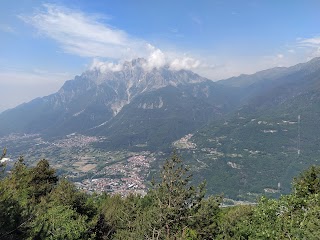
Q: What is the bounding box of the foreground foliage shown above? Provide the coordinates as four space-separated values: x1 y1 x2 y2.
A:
1 150 320 239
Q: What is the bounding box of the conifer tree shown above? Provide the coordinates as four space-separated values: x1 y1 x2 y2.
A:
149 152 215 239
293 165 320 198
28 159 58 202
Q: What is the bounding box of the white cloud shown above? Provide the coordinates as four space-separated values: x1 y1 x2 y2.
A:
89 46 168 73
90 58 123 72
20 3 320 84
297 36 320 58
299 37 320 47
22 4 204 74
142 44 167 70
170 57 200 71
21 4 147 59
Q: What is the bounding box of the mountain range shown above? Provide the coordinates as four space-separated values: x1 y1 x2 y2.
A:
2 57 320 199
0 58 238 149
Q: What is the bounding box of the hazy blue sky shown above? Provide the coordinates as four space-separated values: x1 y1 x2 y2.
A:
1 0 320 112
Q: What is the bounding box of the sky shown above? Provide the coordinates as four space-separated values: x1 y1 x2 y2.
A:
1 0 320 112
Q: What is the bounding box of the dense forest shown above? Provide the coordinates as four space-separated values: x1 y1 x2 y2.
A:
1 148 320 239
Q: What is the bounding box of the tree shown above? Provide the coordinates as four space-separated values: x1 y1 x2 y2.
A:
191 196 221 239
28 159 58 202
112 194 156 239
0 182 24 239
28 204 90 240
239 165 320 239
293 165 320 198
148 152 221 239
218 205 253 239
49 178 96 218
0 155 28 239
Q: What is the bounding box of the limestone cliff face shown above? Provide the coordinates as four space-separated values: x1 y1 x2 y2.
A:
0 58 212 138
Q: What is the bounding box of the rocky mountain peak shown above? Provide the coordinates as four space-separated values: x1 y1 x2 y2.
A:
123 58 147 68
54 58 210 117
79 58 208 90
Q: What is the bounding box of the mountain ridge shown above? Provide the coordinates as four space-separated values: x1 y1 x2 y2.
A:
0 59 225 143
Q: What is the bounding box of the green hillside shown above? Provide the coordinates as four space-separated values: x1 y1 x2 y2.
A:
178 59 320 199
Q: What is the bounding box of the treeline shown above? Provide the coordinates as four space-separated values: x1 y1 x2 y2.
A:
1 149 320 239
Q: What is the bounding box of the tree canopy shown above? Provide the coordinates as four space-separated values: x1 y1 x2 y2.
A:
1 151 320 239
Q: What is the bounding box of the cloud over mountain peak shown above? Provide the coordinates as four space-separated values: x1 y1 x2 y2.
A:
22 4 203 75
